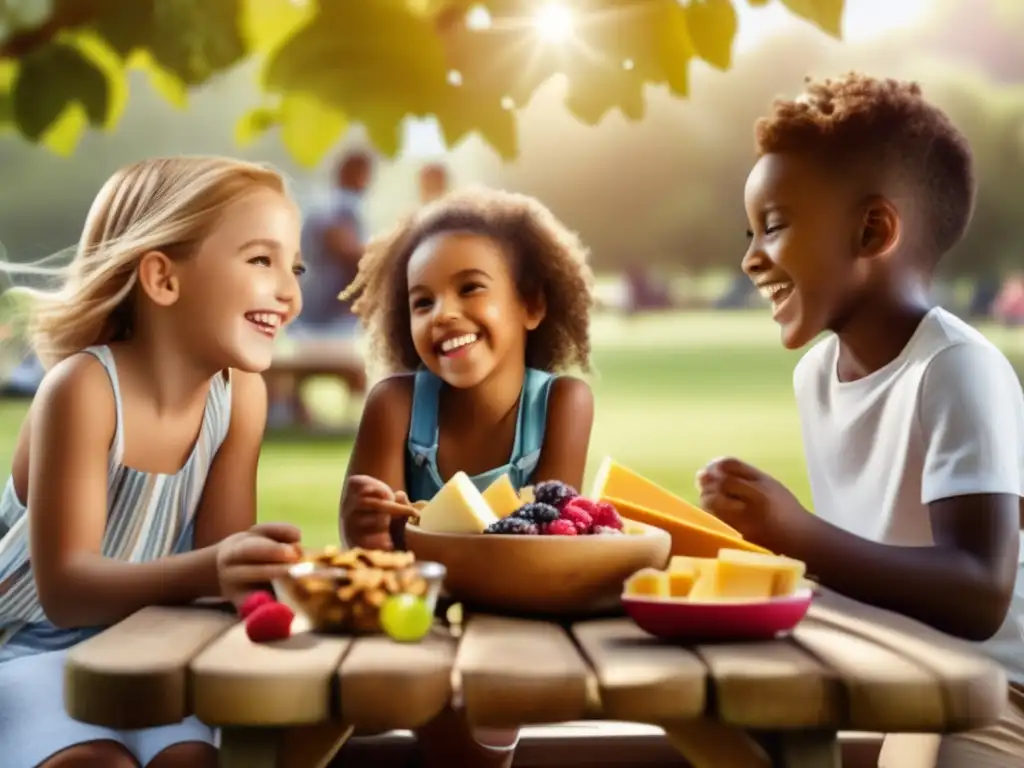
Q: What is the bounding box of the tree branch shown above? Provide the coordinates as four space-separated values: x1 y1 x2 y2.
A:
0 1 105 60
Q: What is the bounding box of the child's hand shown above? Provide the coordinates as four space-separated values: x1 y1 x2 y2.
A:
341 475 418 551
216 522 302 608
696 457 808 550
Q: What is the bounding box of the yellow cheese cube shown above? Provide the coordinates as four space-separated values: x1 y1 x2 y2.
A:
667 565 697 598
416 472 499 534
481 473 522 518
624 568 670 598
686 560 721 601
717 548 807 597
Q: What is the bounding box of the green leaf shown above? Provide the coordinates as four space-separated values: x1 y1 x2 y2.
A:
127 50 189 109
279 93 349 168
435 86 519 158
234 104 279 146
12 41 109 140
63 30 129 129
364 115 403 158
240 0 314 53
780 0 845 37
90 0 248 86
40 102 88 155
684 0 738 70
263 1 451 161
657 1 695 96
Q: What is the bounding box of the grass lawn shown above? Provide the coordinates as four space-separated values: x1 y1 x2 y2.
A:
0 310 1020 548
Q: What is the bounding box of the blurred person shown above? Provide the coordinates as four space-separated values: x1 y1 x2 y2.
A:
993 272 1024 327
419 162 450 205
266 150 373 428
699 73 1024 767
0 156 305 768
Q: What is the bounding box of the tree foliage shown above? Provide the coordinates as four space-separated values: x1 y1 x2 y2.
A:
0 0 845 164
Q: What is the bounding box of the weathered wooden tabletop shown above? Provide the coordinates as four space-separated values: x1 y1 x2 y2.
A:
64 589 1007 768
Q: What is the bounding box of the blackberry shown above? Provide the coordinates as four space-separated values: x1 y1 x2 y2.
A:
512 502 560 525
532 480 578 509
484 516 539 535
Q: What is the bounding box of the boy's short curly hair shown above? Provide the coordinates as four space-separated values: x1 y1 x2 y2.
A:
754 72 975 260
341 186 594 374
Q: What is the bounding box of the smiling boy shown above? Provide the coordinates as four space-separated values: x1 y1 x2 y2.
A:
699 73 1024 765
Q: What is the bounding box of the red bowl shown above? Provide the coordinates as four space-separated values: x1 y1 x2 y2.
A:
622 589 814 641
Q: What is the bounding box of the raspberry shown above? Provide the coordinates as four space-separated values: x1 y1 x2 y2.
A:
512 502 560 525
245 601 294 643
543 518 578 536
484 516 539 535
532 480 578 510
239 590 275 619
569 498 624 531
559 500 594 534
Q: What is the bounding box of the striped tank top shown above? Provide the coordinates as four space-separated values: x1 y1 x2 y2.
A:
0 345 233 661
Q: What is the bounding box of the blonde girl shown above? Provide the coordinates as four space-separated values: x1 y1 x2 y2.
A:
0 157 305 768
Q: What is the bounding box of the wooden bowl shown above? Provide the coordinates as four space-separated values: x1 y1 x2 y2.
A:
403 521 672 616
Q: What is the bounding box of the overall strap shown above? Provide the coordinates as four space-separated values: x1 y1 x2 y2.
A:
510 369 556 481
407 369 443 468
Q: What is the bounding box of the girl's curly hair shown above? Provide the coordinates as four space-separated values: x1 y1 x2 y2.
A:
341 186 594 375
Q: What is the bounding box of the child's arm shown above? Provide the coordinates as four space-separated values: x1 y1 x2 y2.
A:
532 377 595 492
192 370 268 548
702 344 1021 641
30 359 235 628
339 376 415 548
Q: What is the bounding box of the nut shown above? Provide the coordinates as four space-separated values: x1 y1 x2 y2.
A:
288 547 431 634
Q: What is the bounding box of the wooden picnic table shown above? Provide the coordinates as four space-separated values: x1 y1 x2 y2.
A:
63 588 1007 768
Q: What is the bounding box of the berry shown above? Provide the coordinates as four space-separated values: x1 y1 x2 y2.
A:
512 502 560 525
380 594 433 642
239 590 275 619
559 501 594 534
484 516 539 535
568 498 624 531
245 602 294 643
532 480 578 510
544 518 578 536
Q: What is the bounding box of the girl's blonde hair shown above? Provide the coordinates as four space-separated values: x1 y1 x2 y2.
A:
3 156 287 369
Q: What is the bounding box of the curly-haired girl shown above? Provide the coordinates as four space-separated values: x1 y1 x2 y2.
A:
0 156 305 768
338 186 596 768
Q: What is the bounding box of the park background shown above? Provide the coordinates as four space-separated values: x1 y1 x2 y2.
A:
0 0 1022 548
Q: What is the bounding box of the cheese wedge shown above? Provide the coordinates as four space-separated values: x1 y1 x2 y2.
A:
417 471 499 534
717 548 807 597
607 496 772 558
481 473 522 518
590 457 741 538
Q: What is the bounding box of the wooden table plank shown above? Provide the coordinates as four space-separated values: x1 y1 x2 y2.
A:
791 617 945 732
65 605 235 729
810 590 1007 731
572 618 706 723
190 626 351 726
696 639 843 729
457 615 590 728
337 626 456 730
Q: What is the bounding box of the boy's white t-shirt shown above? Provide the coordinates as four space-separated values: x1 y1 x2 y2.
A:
794 307 1024 682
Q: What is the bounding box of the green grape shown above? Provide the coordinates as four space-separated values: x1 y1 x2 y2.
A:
380 594 433 643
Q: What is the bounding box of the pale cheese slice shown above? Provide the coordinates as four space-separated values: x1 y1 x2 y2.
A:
417 471 499 534
481 473 522 518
